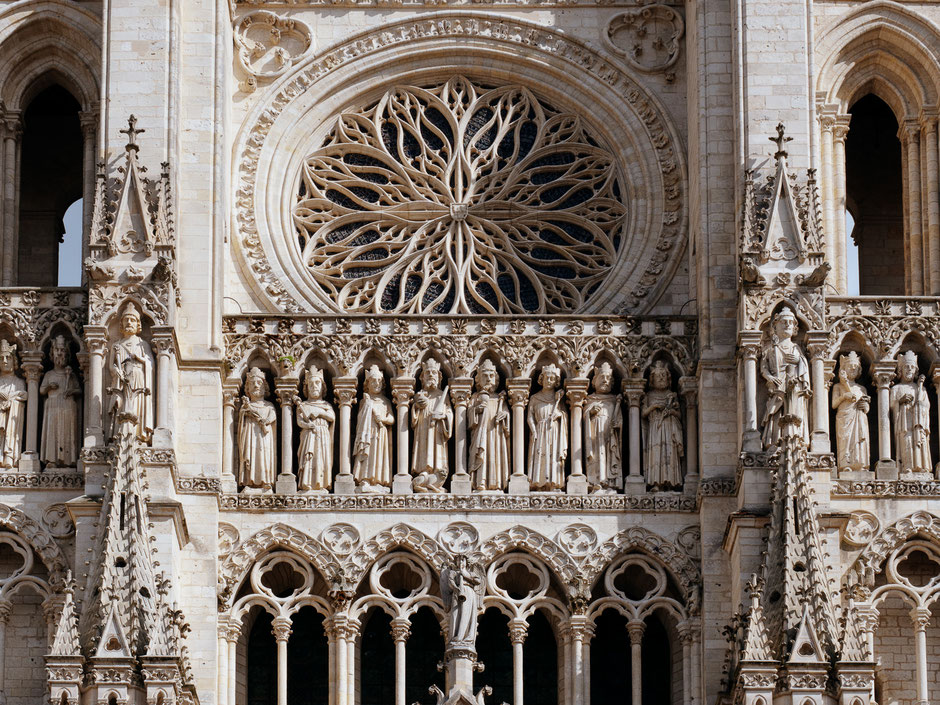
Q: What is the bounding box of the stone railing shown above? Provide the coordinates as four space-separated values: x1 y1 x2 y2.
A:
221 314 699 498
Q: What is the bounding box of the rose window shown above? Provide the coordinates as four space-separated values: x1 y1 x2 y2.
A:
293 76 627 314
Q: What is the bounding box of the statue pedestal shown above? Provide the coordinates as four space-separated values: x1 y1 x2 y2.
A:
444 647 477 695
450 474 472 495
809 430 830 454
742 430 762 453
508 474 529 494
220 474 237 494
333 474 356 494
566 474 588 494
275 472 297 494
392 474 414 494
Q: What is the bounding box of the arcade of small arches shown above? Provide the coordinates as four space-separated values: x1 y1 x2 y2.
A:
217 533 700 705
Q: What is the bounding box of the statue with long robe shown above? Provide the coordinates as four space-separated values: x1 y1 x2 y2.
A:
469 360 510 491
237 367 277 490
832 351 871 473
643 360 684 489
0 341 26 469
40 336 81 467
295 365 334 492
584 362 623 492
527 364 568 490
441 554 483 646
411 359 452 493
353 365 394 492
891 351 932 474
108 303 154 442
760 307 811 450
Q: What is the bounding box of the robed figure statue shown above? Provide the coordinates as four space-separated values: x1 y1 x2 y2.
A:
891 351 933 474
0 341 25 469
760 307 811 450
295 365 335 492
831 351 870 473
468 360 510 492
238 367 277 490
353 365 395 492
411 359 452 493
40 336 81 467
108 303 155 442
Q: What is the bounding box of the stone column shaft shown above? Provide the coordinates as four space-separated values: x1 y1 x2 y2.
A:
334 377 357 492
627 621 645 705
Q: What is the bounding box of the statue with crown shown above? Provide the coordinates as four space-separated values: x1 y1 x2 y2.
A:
108 302 155 443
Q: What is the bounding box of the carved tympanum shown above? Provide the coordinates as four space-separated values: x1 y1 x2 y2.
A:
293 76 625 315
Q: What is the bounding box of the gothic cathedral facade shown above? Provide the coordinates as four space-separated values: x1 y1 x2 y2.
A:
0 0 937 703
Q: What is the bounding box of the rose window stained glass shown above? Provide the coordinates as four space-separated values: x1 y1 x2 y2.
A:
293 76 627 315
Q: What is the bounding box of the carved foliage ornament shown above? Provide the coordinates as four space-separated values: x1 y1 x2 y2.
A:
294 76 626 315
605 5 684 78
235 11 314 93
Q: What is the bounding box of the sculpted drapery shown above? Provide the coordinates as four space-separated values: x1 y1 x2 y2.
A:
468 360 510 491
642 360 683 489
760 307 811 450
891 351 932 474
527 364 568 490
0 340 25 469
295 365 334 491
40 336 81 467
108 303 155 443
411 359 453 493
831 351 870 473
353 365 395 491
238 367 278 490
584 362 623 492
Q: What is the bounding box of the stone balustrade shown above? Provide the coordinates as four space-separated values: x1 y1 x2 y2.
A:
222 314 699 496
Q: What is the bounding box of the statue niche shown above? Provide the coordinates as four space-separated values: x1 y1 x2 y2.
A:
0 340 26 469
294 364 334 492
411 358 452 493
831 351 871 473
584 361 623 493
40 336 81 467
527 363 568 491
352 365 394 493
760 306 811 451
238 367 278 491
468 359 510 492
891 350 932 474
642 360 683 490
107 302 155 443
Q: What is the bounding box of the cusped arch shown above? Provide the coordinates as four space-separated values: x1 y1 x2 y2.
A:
849 510 940 587
0 503 69 588
346 524 449 588
816 1 940 117
218 523 340 609
582 526 701 614
474 526 579 588
233 12 686 318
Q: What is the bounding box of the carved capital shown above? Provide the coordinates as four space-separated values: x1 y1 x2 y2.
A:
911 606 931 631
626 620 645 645
509 620 528 645
506 378 530 407
902 120 922 144
390 618 411 643
449 378 473 407
390 377 416 407
872 363 896 390
85 329 109 357
275 378 299 406
832 115 851 143
678 375 697 401
0 599 13 624
222 380 241 409
271 616 293 642
622 379 645 407
920 108 939 134
565 378 589 408
150 335 175 358
333 377 358 407
21 353 43 381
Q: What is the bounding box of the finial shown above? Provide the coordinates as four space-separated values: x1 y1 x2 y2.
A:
770 122 793 160
120 114 145 152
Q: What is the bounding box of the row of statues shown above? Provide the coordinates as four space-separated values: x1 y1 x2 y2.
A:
234 359 688 493
760 307 935 474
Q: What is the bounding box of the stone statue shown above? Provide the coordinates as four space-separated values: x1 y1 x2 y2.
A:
891 351 932 474
441 554 483 646
760 307 811 450
831 351 871 473
411 359 453 493
108 302 155 442
643 360 684 490
237 367 277 490
0 341 26 469
294 365 335 492
468 359 510 492
353 365 394 492
583 362 623 492
527 363 568 490
40 336 81 467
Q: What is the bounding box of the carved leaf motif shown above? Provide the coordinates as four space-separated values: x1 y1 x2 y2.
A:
293 77 626 315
